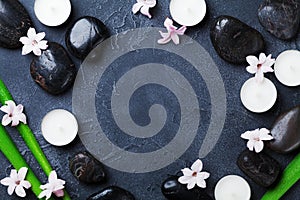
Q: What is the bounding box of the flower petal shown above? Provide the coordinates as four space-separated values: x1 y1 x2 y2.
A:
15 185 26 197
0 177 13 186
241 131 252 140
262 66 274 73
187 178 196 190
132 3 143 14
259 53 267 64
22 44 34 55
33 47 42 56
246 55 258 66
157 32 172 44
53 189 64 197
196 178 206 188
15 104 24 114
171 33 180 45
10 169 18 181
17 167 28 181
38 189 50 199
140 5 151 18
255 69 264 82
21 180 31 189
49 171 58 183
191 159 203 172
198 172 210 179
181 168 193 176
254 140 264 153
27 28 36 40
178 176 192 184
40 183 50 190
2 114 12 126
7 184 16 195
164 18 174 29
247 140 255 151
19 37 31 45
246 65 257 74
38 40 48 50
11 116 20 126
35 32 46 42
176 26 187 35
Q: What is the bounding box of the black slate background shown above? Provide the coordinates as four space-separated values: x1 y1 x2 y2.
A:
1 0 300 199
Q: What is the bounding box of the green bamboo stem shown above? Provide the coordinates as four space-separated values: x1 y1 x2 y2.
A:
0 124 43 198
261 152 300 200
0 79 71 200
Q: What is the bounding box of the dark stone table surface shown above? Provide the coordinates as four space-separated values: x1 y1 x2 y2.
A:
1 0 300 199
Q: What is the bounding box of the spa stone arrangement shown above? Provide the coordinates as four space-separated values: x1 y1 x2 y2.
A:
1 0 300 199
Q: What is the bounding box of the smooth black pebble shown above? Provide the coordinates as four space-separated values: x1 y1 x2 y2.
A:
30 42 77 95
66 16 109 59
268 106 300 153
69 152 106 184
87 186 135 200
210 15 265 64
258 0 300 40
237 150 281 187
161 176 212 200
0 0 33 48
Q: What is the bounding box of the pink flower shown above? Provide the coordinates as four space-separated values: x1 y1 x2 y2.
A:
132 0 156 18
246 53 275 82
0 167 31 197
241 128 273 153
178 159 210 190
158 18 187 45
0 100 27 127
38 171 65 200
19 27 48 56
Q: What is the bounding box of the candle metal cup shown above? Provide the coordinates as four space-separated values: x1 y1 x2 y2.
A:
170 0 206 26
34 0 71 27
215 175 251 200
274 50 300 87
41 109 78 146
240 77 277 113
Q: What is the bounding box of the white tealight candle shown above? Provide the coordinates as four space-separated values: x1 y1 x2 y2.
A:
41 109 78 146
240 77 277 113
215 175 251 200
34 0 71 27
274 50 300 87
170 0 206 26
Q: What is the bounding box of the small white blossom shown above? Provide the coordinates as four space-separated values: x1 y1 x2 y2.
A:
246 53 275 82
38 171 65 200
241 128 273 153
132 0 156 18
178 159 210 190
158 18 187 45
0 167 31 197
19 27 48 56
0 100 27 127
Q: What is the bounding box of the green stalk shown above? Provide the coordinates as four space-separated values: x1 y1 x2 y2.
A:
261 152 300 200
0 79 70 200
0 124 43 198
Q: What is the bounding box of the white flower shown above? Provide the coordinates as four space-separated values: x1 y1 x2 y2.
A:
178 159 210 190
0 100 27 127
0 167 31 197
19 27 48 56
132 0 156 18
246 53 275 82
38 171 65 200
158 18 187 45
241 128 273 153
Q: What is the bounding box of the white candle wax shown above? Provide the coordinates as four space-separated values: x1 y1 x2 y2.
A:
41 109 78 146
274 50 300 87
170 0 206 26
240 77 277 113
34 0 71 27
215 175 251 200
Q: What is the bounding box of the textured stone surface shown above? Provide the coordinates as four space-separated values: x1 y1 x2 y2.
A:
65 16 108 59
0 0 33 48
210 15 265 64
69 151 106 184
1 0 300 200
269 106 300 153
161 176 212 200
87 186 135 200
30 42 77 95
258 0 300 40
237 150 281 187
